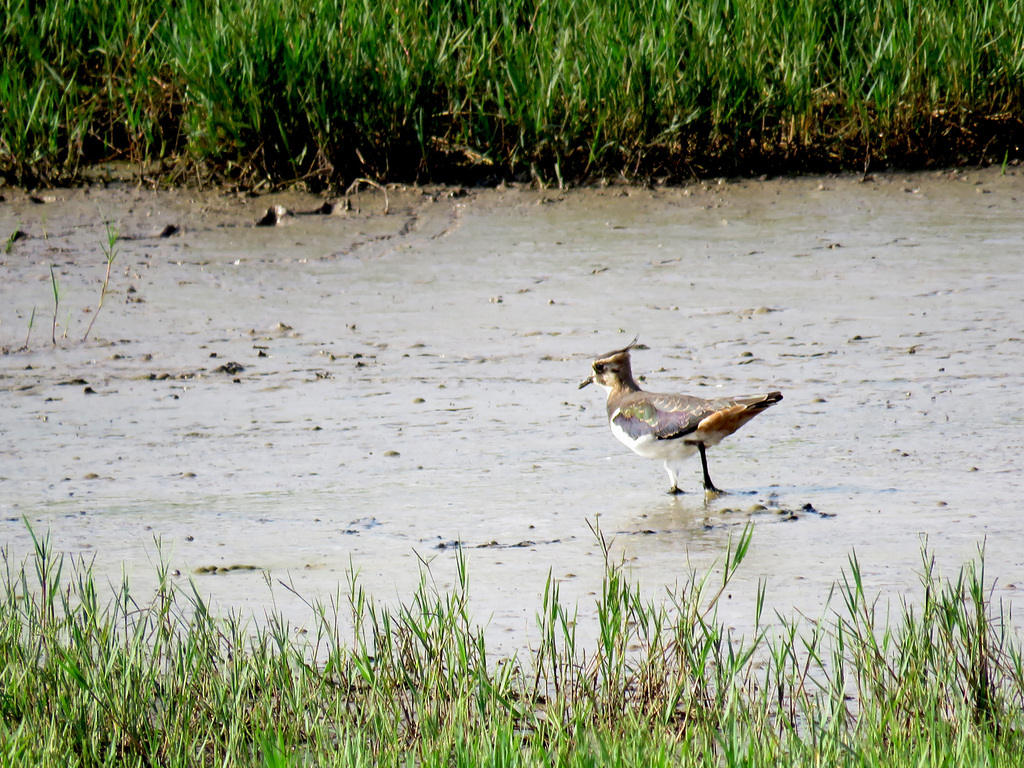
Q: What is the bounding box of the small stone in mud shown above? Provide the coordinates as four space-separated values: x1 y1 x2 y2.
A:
255 205 290 226
159 224 181 237
213 361 245 375
749 504 767 512
384 450 400 457
83 473 100 480
312 200 349 215
413 397 425 403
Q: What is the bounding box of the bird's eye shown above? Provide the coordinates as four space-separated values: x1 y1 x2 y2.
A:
594 363 606 374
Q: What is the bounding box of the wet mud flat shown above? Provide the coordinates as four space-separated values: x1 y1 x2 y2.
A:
1 169 1023 652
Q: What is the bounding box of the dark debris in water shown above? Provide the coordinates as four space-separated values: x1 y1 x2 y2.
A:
433 537 564 550
620 499 834 536
213 361 245 375
148 371 199 381
193 564 262 575
719 500 835 520
341 517 382 535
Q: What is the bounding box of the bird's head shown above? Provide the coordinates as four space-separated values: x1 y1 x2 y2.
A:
579 336 640 392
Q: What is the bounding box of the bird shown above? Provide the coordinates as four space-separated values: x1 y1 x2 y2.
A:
579 338 782 496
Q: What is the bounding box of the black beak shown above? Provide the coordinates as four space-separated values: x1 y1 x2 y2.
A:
578 375 593 389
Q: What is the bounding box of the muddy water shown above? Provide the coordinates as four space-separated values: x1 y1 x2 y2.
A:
2 170 1023 653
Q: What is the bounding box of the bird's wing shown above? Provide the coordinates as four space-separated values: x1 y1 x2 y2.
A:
612 393 723 441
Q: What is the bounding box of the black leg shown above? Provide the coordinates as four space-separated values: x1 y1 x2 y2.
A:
698 443 722 494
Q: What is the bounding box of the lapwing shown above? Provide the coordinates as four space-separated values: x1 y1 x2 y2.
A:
579 338 782 495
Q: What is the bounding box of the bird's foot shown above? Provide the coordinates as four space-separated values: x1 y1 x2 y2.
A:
667 486 684 495
703 485 727 500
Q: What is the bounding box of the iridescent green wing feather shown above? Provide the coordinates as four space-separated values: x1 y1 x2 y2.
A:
613 394 719 440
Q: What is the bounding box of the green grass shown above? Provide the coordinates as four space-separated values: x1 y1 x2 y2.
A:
81 219 119 343
2 0 1023 187
2 519 1024 766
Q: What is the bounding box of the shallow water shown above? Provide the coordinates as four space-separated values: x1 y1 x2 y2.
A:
2 169 1023 653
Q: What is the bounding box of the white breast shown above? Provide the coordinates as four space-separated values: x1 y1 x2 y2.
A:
608 414 698 461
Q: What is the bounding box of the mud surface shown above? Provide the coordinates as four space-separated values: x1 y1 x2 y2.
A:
2 169 1023 652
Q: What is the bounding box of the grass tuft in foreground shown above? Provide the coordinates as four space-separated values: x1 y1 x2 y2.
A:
2 519 1024 766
